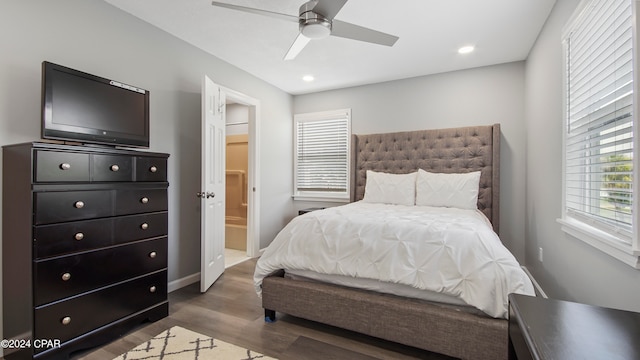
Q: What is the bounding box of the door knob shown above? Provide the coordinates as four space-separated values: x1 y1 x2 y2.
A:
197 191 215 198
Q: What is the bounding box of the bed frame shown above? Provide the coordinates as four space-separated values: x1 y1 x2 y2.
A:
262 124 505 360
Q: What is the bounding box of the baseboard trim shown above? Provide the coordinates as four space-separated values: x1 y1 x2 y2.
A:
521 266 548 299
168 272 199 293
168 254 265 293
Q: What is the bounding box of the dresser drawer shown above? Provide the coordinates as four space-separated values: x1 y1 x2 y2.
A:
34 150 90 182
92 154 133 182
34 237 167 306
114 212 168 243
34 217 113 259
115 188 167 215
34 212 168 259
34 190 113 225
136 156 168 182
34 270 167 346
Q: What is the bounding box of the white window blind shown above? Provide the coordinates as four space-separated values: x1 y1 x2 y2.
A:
294 109 351 200
565 0 634 239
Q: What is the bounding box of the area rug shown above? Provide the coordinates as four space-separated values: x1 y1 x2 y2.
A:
113 326 277 360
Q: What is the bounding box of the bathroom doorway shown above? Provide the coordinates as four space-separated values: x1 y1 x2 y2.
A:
203 86 259 269
225 102 250 267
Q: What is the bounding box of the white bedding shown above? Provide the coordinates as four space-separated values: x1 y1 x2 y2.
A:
254 201 535 318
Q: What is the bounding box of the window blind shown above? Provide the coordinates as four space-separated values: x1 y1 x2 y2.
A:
295 110 350 196
565 0 634 237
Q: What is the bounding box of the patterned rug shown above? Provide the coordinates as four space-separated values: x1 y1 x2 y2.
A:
113 326 277 360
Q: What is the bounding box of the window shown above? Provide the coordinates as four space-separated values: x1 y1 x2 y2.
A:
294 109 351 201
559 0 639 267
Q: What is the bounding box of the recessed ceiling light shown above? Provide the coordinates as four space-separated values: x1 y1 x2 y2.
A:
458 46 475 54
302 75 315 82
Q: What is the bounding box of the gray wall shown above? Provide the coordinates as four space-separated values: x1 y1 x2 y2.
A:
525 0 640 312
293 62 527 261
0 0 293 298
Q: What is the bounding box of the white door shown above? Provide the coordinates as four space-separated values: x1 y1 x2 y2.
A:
200 75 226 292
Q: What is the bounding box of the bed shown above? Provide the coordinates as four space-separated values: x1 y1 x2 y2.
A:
254 124 534 360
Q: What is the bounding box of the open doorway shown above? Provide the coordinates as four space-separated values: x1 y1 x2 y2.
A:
222 87 260 268
225 102 249 267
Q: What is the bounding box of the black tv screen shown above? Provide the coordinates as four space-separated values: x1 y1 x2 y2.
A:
42 61 150 148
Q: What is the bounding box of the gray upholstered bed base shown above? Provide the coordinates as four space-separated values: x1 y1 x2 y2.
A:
262 124 505 359
262 274 507 360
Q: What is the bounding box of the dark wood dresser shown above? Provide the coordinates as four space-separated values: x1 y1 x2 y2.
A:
2 142 169 359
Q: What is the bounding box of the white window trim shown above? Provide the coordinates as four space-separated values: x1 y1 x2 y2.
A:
558 218 640 268
292 194 351 203
558 0 640 268
293 109 351 202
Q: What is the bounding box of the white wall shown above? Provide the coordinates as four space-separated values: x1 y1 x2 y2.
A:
525 0 640 312
293 62 527 261
0 0 293 295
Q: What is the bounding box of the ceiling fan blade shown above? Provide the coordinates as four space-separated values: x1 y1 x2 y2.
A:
331 20 399 46
284 33 312 60
311 0 348 20
211 1 298 23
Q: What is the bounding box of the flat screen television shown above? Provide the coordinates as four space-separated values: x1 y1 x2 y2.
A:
41 61 150 148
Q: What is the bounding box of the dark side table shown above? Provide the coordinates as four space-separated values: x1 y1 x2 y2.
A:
508 293 640 360
298 207 325 216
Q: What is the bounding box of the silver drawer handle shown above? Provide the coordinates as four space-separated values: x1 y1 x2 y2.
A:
141 197 149 204
149 286 157 293
110 164 120 172
141 223 149 230
74 232 84 241
149 251 157 259
61 316 71 325
61 273 71 281
149 166 158 173
74 201 85 209
60 163 71 170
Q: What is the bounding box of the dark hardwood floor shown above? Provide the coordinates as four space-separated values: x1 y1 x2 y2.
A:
77 259 455 360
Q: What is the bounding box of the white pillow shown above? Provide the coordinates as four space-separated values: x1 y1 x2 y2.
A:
362 170 417 206
415 169 481 210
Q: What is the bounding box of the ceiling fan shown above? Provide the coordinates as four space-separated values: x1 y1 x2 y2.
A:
210 0 399 60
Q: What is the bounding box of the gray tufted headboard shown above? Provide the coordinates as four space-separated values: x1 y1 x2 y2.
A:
351 124 500 234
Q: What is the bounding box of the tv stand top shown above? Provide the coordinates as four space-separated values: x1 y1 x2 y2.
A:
5 141 169 158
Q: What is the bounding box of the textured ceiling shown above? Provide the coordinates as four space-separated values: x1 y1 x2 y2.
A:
104 0 556 95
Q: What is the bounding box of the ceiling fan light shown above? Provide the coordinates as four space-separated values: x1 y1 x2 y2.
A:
301 21 331 39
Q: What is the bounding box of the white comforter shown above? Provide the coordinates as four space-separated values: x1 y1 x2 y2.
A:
254 201 534 318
